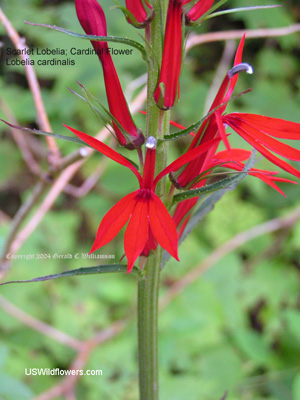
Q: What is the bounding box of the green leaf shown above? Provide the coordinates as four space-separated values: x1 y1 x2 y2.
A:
0 264 141 286
172 172 248 203
205 5 281 21
0 119 87 147
24 21 147 61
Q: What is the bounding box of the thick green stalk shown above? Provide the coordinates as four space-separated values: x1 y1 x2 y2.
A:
137 0 170 399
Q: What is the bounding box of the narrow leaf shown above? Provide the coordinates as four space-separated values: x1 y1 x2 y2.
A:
24 21 147 60
0 264 141 286
0 119 86 147
172 172 247 203
205 5 281 21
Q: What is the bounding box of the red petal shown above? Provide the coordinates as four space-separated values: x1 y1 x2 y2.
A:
149 193 179 261
154 137 220 187
75 0 107 52
225 122 300 179
63 125 142 185
225 117 300 161
124 194 149 273
186 0 215 22
141 227 158 257
224 34 246 103
154 1 182 109
215 149 251 162
90 191 138 253
250 173 286 196
169 119 195 136
230 113 300 140
215 112 231 152
125 0 153 25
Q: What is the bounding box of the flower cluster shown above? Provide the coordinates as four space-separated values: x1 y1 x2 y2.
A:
70 0 300 272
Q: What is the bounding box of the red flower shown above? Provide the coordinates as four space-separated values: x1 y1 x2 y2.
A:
170 35 247 189
75 0 144 148
154 0 191 109
64 125 219 272
125 0 154 28
170 35 300 232
185 0 215 25
203 37 300 179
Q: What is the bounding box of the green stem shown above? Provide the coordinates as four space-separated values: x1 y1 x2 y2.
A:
137 1 170 399
137 249 161 400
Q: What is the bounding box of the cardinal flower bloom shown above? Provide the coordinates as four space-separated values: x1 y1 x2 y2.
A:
75 0 143 148
170 35 248 190
154 0 191 109
170 34 300 233
206 42 300 179
64 125 219 272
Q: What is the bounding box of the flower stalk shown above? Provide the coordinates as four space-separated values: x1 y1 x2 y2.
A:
137 0 170 398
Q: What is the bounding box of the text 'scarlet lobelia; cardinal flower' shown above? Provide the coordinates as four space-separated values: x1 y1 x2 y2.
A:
64 125 220 272
75 0 144 148
154 0 192 110
125 0 154 28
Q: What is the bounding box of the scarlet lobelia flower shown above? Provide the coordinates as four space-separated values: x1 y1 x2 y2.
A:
170 35 300 232
207 45 300 179
64 125 220 271
125 0 154 28
185 0 216 25
154 0 191 110
75 0 144 149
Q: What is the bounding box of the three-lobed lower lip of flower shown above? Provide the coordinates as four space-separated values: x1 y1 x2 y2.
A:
64 125 220 272
75 0 143 148
125 0 154 28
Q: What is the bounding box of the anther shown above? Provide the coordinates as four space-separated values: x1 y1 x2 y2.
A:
228 63 253 79
145 136 157 149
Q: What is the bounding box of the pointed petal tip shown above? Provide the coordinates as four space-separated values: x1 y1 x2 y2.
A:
126 264 134 273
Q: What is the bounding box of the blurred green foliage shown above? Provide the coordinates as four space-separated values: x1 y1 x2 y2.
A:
0 0 300 399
